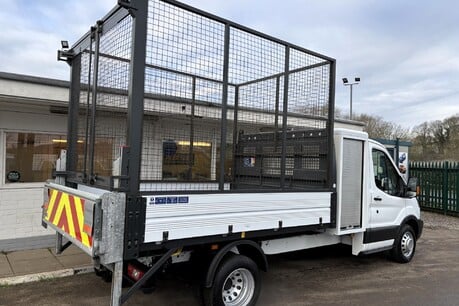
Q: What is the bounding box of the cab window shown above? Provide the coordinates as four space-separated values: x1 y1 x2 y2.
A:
372 149 402 196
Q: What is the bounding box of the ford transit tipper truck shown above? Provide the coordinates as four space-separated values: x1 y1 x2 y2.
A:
43 1 423 305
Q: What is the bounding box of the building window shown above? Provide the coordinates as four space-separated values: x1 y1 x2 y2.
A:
4 132 67 183
162 140 212 181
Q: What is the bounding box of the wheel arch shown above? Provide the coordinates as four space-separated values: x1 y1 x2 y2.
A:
401 215 422 239
204 240 268 288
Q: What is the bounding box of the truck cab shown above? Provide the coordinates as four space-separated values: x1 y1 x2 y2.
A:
333 129 422 261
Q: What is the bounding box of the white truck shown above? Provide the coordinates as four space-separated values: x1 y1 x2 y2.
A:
44 1 423 305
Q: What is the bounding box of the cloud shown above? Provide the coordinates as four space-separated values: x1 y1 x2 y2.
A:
0 0 114 79
0 0 458 129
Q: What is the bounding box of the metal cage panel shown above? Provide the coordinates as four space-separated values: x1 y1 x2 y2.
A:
66 0 335 194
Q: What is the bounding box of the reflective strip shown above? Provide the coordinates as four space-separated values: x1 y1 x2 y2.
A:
47 190 62 223
75 197 89 246
45 189 93 248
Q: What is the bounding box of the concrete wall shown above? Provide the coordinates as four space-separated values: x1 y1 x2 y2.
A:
0 188 53 245
0 73 68 251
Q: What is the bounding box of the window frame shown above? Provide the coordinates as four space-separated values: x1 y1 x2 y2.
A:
1 129 67 188
371 148 405 197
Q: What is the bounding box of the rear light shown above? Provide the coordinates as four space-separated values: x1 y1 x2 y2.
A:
127 263 145 282
416 186 420 196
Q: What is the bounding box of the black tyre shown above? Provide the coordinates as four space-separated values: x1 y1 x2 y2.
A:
390 224 416 263
203 254 261 306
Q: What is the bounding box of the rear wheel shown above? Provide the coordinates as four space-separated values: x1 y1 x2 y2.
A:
391 225 416 263
203 254 261 306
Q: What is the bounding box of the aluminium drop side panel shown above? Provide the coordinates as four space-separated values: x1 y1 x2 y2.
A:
143 192 331 243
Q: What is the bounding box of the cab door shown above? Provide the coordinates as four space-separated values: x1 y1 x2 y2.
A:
369 145 406 229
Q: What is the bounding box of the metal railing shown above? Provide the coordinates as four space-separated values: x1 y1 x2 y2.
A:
410 161 459 215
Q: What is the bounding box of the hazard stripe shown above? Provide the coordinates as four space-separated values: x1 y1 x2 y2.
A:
48 190 62 223
83 224 92 235
46 190 58 221
64 195 75 240
68 195 82 242
46 188 94 249
56 202 68 232
64 194 76 238
75 197 85 227
81 202 92 247
52 194 66 225
75 197 89 246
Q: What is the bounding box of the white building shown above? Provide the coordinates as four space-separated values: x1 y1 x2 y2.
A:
0 71 364 251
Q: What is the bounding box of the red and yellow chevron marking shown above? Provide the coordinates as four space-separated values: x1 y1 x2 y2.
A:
44 189 93 248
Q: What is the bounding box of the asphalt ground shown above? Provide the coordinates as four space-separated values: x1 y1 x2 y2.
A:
1 212 458 306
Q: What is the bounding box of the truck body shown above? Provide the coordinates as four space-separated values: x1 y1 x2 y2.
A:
44 1 423 305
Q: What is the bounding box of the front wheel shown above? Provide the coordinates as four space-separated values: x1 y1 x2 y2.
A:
390 225 416 263
203 254 261 306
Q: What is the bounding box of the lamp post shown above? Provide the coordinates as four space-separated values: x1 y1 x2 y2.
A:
342 77 360 120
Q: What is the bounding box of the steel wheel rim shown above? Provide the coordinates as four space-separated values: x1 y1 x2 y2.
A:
222 268 255 306
401 231 414 258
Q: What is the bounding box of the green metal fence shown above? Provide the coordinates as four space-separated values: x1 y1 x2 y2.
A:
410 161 459 215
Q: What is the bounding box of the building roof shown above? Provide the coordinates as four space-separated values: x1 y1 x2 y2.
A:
0 71 365 130
373 138 412 147
0 71 69 88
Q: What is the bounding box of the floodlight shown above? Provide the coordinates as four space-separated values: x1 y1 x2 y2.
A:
342 76 361 120
61 40 69 49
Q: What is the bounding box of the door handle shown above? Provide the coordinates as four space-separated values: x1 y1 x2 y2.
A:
374 197 382 201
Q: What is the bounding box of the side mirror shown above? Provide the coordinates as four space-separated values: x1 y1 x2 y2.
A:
407 177 420 198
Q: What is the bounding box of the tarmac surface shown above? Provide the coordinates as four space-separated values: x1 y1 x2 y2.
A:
1 211 459 305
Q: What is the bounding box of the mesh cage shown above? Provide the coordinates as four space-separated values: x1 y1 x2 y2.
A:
74 14 132 184
77 47 93 176
69 0 334 192
141 0 227 191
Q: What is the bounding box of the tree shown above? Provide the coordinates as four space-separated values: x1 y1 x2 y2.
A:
430 120 450 155
411 122 434 160
410 114 459 161
352 113 409 140
443 116 459 160
334 108 459 161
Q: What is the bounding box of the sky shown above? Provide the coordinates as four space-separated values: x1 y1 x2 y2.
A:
0 0 458 129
